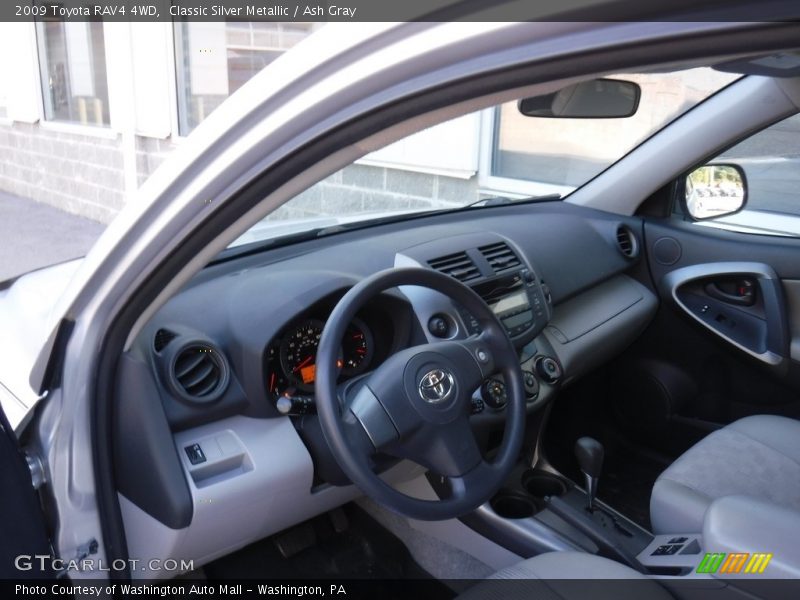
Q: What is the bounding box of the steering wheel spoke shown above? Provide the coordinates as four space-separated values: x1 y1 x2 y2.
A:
448 460 495 501
340 411 381 459
455 332 497 379
383 414 483 478
347 384 400 451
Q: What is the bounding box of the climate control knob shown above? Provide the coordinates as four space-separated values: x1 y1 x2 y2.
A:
535 356 563 384
522 370 540 399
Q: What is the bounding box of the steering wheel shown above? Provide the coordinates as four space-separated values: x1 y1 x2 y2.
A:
315 267 526 521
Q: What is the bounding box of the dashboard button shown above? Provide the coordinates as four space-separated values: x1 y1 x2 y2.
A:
481 378 507 409
428 315 450 338
184 443 207 465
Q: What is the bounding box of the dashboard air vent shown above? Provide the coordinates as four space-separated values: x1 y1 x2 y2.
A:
479 241 520 272
171 342 229 402
153 328 177 353
428 252 480 282
615 225 639 258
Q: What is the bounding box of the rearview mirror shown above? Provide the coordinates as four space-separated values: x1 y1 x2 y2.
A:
518 79 641 119
684 164 747 220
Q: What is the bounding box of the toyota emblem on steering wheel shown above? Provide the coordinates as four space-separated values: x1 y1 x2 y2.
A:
418 368 455 403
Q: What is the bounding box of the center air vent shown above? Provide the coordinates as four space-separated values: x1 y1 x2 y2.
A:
170 342 229 403
428 251 480 282
615 224 639 259
479 241 520 272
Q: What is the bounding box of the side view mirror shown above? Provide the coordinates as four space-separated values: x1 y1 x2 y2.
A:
684 164 747 220
518 78 641 119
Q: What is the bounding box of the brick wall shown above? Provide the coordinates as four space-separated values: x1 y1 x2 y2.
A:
237 164 481 245
1 120 482 229
267 164 479 221
136 136 175 187
0 122 125 223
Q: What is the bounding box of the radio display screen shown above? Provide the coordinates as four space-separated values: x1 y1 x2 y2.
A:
489 290 528 316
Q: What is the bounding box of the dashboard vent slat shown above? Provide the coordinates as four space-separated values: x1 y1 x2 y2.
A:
479 242 520 272
428 251 480 282
615 225 639 259
170 343 229 403
180 361 216 390
174 352 207 379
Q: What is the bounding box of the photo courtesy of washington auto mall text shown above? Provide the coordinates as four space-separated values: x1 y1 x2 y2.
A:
15 583 347 597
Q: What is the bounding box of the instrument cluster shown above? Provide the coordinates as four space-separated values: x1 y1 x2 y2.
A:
265 316 374 399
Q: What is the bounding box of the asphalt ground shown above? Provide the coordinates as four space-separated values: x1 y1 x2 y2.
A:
0 192 105 282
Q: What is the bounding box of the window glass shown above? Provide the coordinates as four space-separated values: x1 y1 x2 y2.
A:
718 113 800 216
36 21 110 127
491 69 737 195
693 113 800 236
174 22 318 135
229 69 740 249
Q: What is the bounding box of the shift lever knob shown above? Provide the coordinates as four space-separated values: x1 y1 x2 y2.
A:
575 437 604 478
574 437 604 511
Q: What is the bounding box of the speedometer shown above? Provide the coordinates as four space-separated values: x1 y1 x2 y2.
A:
279 319 327 393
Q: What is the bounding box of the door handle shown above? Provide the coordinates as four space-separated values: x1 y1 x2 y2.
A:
704 280 756 307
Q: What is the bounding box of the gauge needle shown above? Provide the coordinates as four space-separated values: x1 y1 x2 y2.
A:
293 355 314 373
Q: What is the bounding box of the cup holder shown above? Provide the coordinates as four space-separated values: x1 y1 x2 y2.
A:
522 471 568 499
490 491 541 519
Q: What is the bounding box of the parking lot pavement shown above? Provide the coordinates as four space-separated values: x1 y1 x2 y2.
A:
0 192 106 282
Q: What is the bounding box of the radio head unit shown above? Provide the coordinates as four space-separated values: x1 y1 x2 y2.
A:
458 267 551 341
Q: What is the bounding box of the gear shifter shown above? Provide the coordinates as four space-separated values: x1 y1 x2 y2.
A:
574 437 604 512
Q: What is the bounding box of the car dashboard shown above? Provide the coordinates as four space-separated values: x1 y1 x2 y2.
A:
114 201 658 577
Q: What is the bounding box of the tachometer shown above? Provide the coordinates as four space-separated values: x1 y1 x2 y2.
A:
342 319 373 375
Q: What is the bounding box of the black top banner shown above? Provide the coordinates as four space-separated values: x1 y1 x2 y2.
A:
3 0 797 22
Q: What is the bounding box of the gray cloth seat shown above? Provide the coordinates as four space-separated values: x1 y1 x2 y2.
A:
650 415 800 534
459 552 672 600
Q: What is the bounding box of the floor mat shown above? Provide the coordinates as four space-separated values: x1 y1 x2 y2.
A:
203 504 453 598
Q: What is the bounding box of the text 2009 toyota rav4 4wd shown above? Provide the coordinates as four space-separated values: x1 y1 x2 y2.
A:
2 7 800 599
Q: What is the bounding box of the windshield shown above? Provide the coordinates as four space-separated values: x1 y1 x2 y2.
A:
230 67 737 248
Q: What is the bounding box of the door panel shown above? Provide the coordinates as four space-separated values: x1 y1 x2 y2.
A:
661 261 788 367
646 219 800 372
